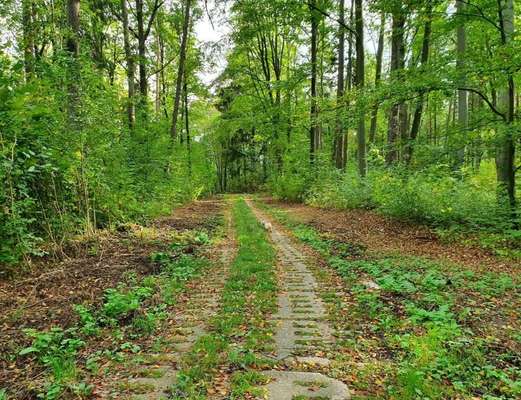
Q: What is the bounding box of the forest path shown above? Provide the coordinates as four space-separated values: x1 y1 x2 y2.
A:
246 200 350 400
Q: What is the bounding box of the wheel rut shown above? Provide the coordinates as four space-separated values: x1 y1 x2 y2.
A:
246 200 350 400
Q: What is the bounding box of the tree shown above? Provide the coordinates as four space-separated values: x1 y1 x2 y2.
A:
455 0 468 168
386 5 406 165
354 0 365 176
135 0 162 103
406 1 432 163
309 0 319 165
121 0 136 129
334 0 346 170
171 0 192 140
369 12 385 144
66 0 81 126
495 0 516 212
22 0 35 78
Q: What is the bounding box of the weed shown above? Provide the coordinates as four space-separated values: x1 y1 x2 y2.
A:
103 285 153 320
230 371 269 398
19 327 85 399
74 305 99 336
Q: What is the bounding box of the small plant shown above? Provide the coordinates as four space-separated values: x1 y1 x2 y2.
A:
74 305 100 336
194 230 210 245
102 285 153 320
132 306 167 335
19 327 85 399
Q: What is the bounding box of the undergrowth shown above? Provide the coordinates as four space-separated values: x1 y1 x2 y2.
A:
13 226 217 399
271 164 521 258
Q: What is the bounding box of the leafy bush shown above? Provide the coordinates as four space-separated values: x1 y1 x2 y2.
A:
303 164 518 251
0 62 217 269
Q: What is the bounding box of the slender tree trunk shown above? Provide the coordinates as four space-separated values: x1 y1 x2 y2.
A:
406 3 432 163
66 0 90 230
66 0 80 57
184 78 192 176
155 22 162 116
66 0 80 125
354 0 366 176
496 0 516 212
309 0 319 165
22 0 35 79
369 12 385 143
386 10 406 165
171 0 191 140
343 1 354 166
136 0 147 100
455 0 468 169
121 0 135 129
334 0 346 169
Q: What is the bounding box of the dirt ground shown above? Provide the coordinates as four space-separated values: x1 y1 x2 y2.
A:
0 199 224 397
261 198 520 275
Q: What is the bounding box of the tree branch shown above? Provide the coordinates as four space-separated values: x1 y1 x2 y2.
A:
306 0 357 37
145 0 164 40
458 87 506 120
147 54 178 78
458 0 502 31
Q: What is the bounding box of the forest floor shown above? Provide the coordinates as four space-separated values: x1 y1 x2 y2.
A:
0 196 520 400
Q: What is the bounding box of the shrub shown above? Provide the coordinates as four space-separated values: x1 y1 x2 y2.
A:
304 164 513 234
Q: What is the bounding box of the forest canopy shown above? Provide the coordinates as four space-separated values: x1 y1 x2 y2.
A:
1 0 520 268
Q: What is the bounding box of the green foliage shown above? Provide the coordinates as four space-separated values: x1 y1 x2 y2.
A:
303 165 520 255
0 56 216 270
19 327 84 363
73 305 99 336
102 285 153 320
19 327 85 399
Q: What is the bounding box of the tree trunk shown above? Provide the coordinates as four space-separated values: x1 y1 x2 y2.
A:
155 22 162 116
184 78 192 176
66 0 80 57
386 10 406 165
136 0 147 100
354 0 366 176
334 0 346 169
343 1 354 167
121 0 135 129
496 0 516 213
405 3 432 164
455 0 468 169
66 0 80 126
22 0 35 79
171 0 192 140
369 12 385 143
309 0 319 165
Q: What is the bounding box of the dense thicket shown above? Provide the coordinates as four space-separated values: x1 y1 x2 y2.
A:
0 0 216 268
1 0 520 268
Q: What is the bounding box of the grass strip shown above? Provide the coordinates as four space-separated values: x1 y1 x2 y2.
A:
171 198 277 399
